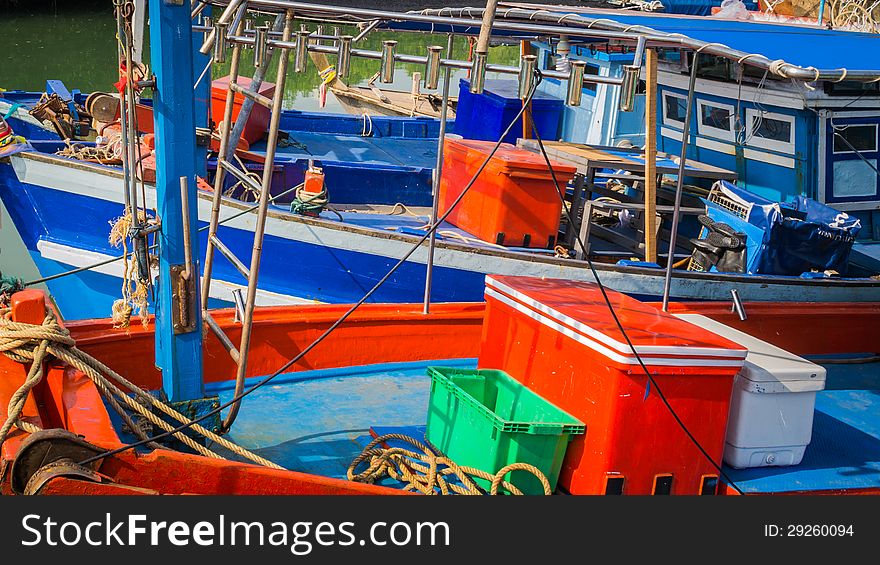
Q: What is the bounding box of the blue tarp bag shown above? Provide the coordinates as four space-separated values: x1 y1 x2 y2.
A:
702 181 860 275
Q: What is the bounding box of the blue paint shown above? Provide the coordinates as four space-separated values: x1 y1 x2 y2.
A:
148 0 203 402
0 170 489 318
45 80 79 122
203 359 475 476
192 5 211 178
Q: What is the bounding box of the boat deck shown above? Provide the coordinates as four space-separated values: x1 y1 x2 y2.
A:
250 132 438 170
209 359 475 481
726 362 880 494
100 355 880 494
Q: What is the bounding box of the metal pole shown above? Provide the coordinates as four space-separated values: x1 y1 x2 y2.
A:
661 52 699 311
423 35 454 315
149 0 204 402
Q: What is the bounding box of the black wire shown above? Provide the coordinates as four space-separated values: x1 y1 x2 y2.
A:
78 73 546 468
524 90 743 495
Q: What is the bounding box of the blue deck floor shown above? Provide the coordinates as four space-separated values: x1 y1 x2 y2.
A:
205 359 476 480
104 358 880 494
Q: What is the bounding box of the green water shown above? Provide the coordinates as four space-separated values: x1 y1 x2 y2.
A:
0 6 518 289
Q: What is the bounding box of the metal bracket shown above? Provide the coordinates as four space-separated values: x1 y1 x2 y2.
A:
170 264 197 334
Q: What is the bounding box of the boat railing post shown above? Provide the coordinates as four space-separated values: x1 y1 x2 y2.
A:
423 35 453 315
661 50 699 311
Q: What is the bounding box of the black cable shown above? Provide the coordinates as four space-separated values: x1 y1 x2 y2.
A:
524 91 743 495
78 74 545 468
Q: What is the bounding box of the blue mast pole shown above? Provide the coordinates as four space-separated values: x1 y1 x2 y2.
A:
149 0 204 402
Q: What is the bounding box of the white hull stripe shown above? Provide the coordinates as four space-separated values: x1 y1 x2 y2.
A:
36 240 319 307
486 276 747 362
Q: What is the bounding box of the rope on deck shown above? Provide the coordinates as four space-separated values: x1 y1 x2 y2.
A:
0 307 283 470
347 433 552 495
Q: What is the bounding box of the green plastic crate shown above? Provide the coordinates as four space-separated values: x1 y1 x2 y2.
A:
425 367 585 495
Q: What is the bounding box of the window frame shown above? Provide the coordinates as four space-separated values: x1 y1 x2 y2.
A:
696 99 736 142
831 123 878 155
745 109 796 155
661 91 688 129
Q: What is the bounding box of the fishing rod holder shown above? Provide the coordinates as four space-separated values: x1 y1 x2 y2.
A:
618 64 640 112
518 54 538 100
253 24 270 67
294 30 310 73
470 52 488 94
424 46 443 90
380 40 397 84
617 37 644 112
567 60 586 106
337 35 353 79
212 21 228 64
199 25 627 103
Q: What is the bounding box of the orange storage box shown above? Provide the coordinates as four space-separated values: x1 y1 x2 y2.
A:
438 138 576 249
477 275 747 495
211 76 275 145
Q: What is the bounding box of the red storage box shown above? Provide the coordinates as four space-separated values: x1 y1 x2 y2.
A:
478 275 747 495
438 138 576 249
211 76 275 145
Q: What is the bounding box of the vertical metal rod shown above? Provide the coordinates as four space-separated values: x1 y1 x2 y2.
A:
213 21 228 63
179 176 194 280
423 34 454 314
470 0 498 94
337 35 353 79
380 40 397 83
254 24 269 67
201 19 244 312
518 54 538 100
643 48 658 264
114 5 133 214
295 30 310 72
424 45 443 89
567 60 586 106
661 53 699 311
222 10 294 432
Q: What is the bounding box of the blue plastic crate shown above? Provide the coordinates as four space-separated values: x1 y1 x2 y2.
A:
455 79 562 145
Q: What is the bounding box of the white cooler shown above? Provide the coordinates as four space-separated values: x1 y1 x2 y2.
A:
676 314 826 469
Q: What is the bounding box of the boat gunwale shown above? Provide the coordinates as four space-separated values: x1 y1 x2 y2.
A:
12 149 880 291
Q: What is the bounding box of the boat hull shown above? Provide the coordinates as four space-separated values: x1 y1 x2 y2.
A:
3 152 880 320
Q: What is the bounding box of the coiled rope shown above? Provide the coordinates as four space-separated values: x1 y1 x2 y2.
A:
347 433 552 495
0 307 283 470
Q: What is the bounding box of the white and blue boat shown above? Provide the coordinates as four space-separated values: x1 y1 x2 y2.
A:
4 5 880 321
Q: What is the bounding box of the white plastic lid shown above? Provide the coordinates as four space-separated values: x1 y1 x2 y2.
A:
675 314 826 391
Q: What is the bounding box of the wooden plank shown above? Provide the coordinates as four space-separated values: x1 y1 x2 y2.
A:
643 49 658 263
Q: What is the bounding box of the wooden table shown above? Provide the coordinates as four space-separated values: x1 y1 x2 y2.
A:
517 140 737 260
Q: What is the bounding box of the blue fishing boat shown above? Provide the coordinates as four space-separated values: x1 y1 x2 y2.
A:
3 3 880 323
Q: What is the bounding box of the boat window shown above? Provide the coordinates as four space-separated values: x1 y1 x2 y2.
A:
662 92 688 127
745 109 795 154
701 104 732 131
694 54 730 82
832 159 879 198
833 124 878 153
697 100 735 141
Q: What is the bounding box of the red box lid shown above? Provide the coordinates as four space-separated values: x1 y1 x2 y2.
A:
485 275 747 369
445 138 577 176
